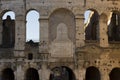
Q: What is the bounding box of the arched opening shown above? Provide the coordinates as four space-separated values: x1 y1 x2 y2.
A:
109 68 120 80
84 9 99 41
108 11 120 42
2 11 15 48
25 68 39 80
26 10 40 43
50 66 76 80
1 68 15 80
28 53 33 60
49 8 75 43
85 66 100 80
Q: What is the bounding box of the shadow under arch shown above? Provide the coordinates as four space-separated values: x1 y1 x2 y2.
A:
1 68 15 80
85 66 101 80
0 10 15 48
25 68 39 80
108 11 120 42
109 67 120 80
84 9 99 41
49 8 76 43
49 66 76 80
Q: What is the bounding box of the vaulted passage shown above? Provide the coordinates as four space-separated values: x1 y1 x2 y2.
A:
85 66 100 80
50 66 76 80
25 68 39 80
109 68 120 80
1 68 15 80
2 11 15 48
108 11 120 41
84 10 99 41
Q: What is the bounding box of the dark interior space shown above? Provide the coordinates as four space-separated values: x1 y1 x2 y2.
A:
2 68 14 80
25 68 39 80
85 10 99 40
108 12 120 41
109 68 120 80
2 15 15 48
85 66 100 80
50 66 76 80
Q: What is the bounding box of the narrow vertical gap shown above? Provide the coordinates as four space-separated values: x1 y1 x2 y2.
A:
23 0 26 10
84 0 86 7
116 14 118 26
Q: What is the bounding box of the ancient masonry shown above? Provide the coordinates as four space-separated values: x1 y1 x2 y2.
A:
0 0 120 80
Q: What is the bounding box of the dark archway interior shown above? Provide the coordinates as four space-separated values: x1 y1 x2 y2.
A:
85 67 100 80
109 68 120 80
85 10 99 40
28 53 33 60
2 68 14 80
25 68 39 80
2 15 15 48
50 66 76 80
108 12 120 41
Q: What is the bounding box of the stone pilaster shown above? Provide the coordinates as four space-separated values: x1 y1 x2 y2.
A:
15 65 24 80
100 69 110 80
14 15 25 58
39 17 49 53
41 64 50 80
74 67 85 80
99 13 109 47
75 15 85 47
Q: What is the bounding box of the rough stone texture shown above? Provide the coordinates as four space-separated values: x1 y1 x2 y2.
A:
50 23 74 58
0 0 120 80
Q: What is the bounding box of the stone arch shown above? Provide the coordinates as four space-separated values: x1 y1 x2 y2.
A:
108 11 120 41
109 67 120 80
25 9 39 17
25 68 39 80
23 63 40 72
49 8 76 43
1 68 15 80
49 66 76 80
0 10 15 19
0 10 15 48
84 9 99 41
85 66 101 80
26 9 40 42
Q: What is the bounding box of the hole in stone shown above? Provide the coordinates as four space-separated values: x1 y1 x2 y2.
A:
28 53 33 60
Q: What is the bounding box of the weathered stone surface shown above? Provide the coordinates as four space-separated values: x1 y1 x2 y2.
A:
0 0 120 80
